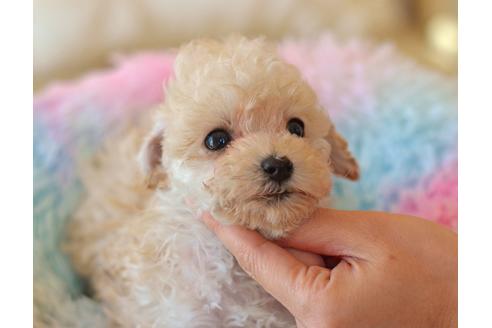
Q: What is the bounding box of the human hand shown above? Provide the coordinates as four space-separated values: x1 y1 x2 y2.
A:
202 209 457 328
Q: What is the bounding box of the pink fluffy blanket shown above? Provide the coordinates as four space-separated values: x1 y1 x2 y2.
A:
34 35 457 326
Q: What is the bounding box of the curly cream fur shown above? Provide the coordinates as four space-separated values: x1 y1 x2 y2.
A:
67 36 358 327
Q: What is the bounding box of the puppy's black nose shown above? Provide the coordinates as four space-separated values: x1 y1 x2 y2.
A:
261 156 293 183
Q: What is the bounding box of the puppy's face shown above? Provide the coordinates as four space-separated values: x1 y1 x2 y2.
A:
139 38 358 238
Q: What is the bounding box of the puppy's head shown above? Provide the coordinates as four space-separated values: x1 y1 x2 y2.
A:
139 37 359 238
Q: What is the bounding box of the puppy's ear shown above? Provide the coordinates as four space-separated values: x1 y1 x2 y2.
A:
138 122 167 189
326 127 359 181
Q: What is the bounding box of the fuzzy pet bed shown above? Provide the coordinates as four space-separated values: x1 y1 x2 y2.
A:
34 35 457 326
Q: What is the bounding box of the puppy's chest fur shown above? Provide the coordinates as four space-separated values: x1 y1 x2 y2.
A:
67 127 295 327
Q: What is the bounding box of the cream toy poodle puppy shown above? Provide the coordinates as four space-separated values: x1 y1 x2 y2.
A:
67 37 359 327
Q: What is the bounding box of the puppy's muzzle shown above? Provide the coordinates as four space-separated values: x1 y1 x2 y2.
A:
261 155 293 183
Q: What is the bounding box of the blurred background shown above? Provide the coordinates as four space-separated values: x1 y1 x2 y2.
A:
34 0 457 91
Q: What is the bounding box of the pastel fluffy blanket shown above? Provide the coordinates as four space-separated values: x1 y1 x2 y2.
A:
34 35 457 326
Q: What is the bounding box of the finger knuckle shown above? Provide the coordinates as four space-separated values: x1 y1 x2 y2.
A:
290 265 332 313
299 266 331 290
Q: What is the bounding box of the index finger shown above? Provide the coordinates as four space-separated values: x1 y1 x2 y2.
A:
202 212 325 314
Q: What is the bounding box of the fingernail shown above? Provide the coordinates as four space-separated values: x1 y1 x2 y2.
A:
201 211 214 226
200 211 210 221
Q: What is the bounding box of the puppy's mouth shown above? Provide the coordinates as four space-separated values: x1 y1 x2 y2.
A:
255 187 314 204
260 190 292 202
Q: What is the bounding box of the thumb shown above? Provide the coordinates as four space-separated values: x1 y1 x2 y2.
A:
277 208 397 259
202 212 331 315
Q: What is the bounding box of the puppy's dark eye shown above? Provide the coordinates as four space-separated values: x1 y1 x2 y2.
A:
204 129 232 151
287 118 304 137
